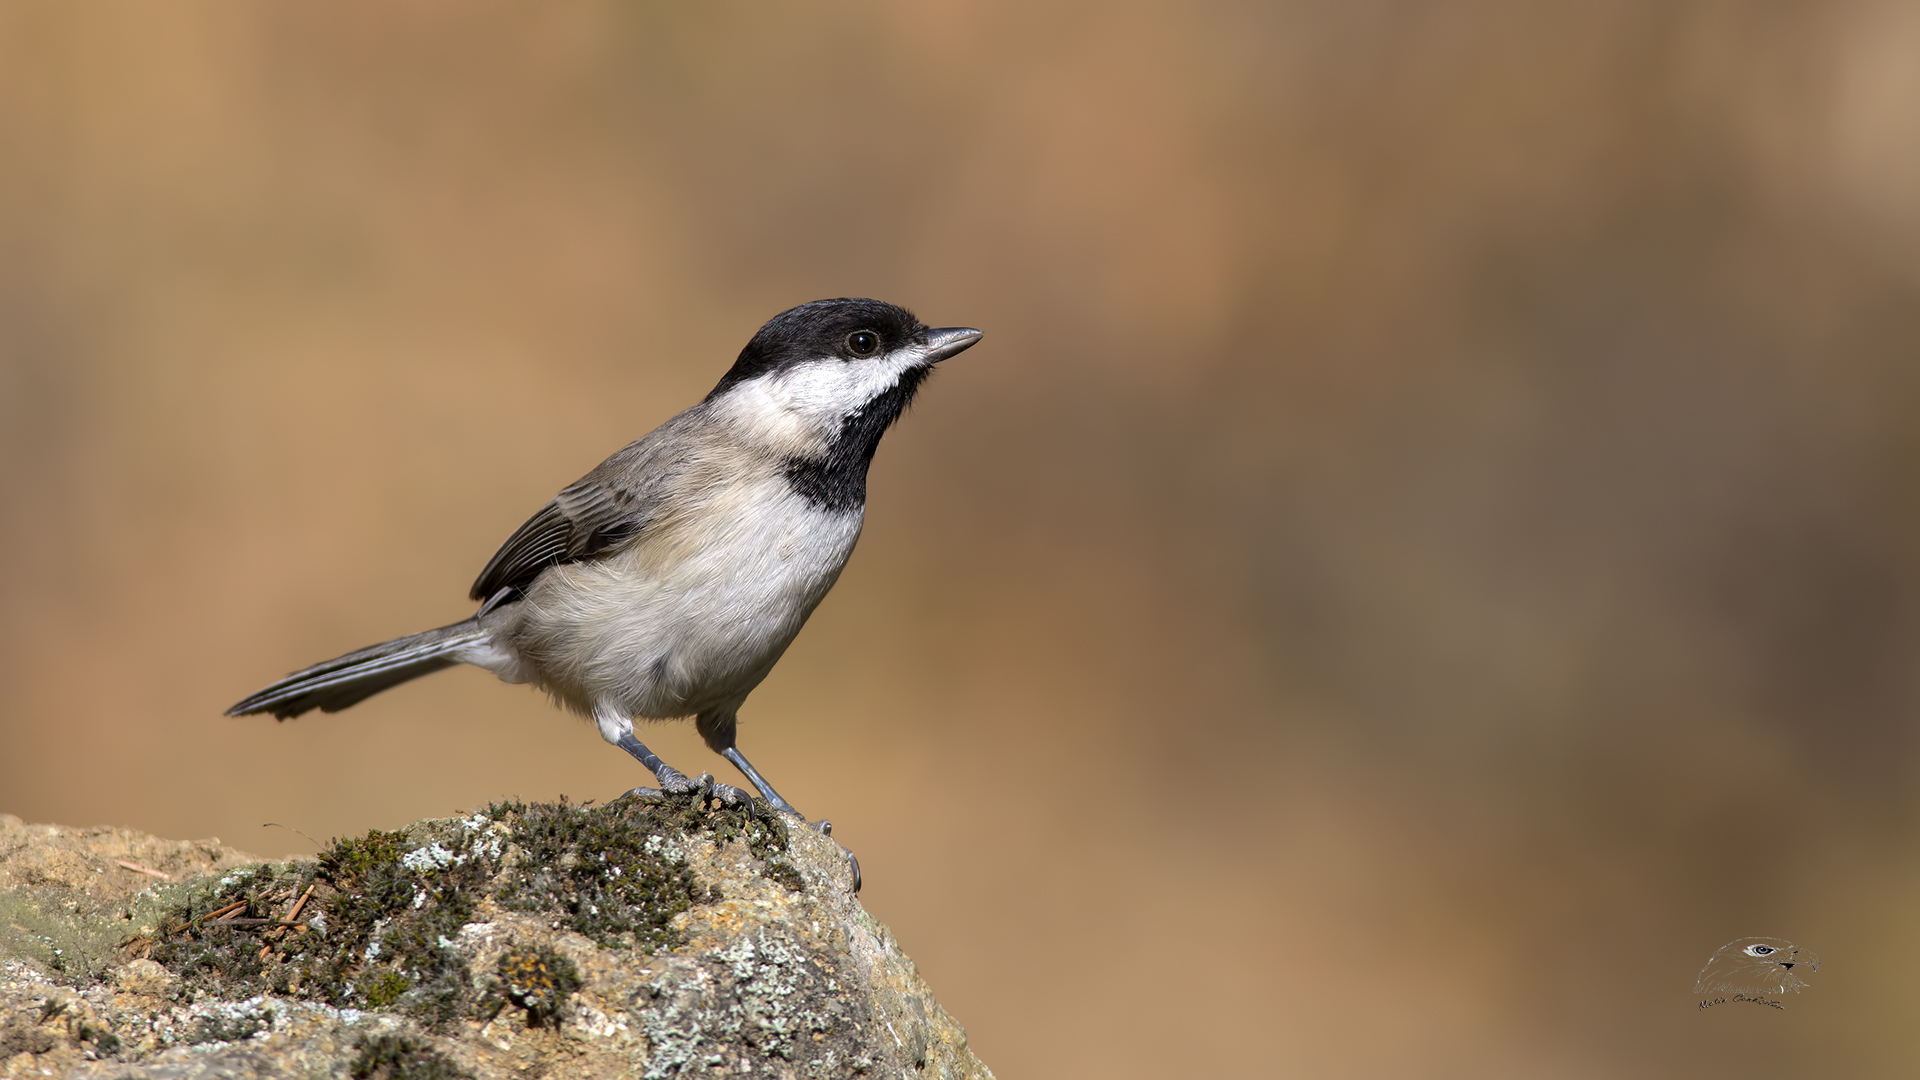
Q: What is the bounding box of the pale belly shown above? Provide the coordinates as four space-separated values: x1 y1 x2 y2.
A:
499 481 864 719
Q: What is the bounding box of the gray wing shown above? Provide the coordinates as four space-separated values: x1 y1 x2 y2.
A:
467 436 679 601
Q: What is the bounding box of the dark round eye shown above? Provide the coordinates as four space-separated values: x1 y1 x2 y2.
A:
846 330 879 357
1749 945 1774 956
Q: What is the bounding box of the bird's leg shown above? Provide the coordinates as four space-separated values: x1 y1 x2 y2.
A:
613 733 754 808
717 746 798 816
597 706 751 807
700 709 862 892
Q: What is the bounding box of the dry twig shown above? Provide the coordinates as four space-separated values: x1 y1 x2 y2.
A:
205 899 249 922
113 859 171 880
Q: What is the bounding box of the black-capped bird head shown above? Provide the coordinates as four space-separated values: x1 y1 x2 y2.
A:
1693 937 1820 996
707 297 982 511
709 298 980 438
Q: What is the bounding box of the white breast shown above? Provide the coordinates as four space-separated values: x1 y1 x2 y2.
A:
505 474 864 720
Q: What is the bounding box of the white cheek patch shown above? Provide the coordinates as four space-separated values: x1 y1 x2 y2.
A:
768 352 920 416
714 349 925 453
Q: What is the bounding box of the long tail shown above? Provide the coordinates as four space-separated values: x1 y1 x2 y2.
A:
226 618 488 719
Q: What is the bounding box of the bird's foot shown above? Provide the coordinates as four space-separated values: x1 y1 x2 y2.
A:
616 771 753 809
654 766 754 808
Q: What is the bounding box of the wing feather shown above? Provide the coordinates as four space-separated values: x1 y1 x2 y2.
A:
466 430 688 601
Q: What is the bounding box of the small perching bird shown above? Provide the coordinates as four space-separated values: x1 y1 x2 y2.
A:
1693 937 1819 996
228 299 982 890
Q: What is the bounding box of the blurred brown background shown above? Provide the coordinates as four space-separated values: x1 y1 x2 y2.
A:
3 1 1918 1075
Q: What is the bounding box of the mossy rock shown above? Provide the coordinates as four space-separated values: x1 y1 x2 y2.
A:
0 800 990 1079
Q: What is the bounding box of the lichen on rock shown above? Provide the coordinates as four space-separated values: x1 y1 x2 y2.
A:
0 802 991 1079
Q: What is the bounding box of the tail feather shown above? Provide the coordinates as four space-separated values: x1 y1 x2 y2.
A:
227 618 487 719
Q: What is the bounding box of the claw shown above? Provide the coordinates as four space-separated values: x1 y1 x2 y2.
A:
617 786 663 802
808 820 859 892
706 782 755 809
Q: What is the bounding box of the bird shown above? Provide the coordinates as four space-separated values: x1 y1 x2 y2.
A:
228 298 982 890
1692 937 1819 996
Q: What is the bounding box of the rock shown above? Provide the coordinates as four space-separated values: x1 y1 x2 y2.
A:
109 960 176 999
0 802 992 1079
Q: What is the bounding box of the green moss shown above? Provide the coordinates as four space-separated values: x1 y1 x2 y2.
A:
348 1033 471 1080
319 829 408 885
141 797 788 1027
492 946 581 1028
764 860 806 893
491 799 715 948
148 864 303 1002
362 970 413 1010
183 1007 273 1046
72 1020 120 1056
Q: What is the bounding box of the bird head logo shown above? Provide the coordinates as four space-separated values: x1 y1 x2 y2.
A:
1694 937 1819 996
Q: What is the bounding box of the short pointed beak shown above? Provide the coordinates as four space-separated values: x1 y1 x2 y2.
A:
924 326 983 362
